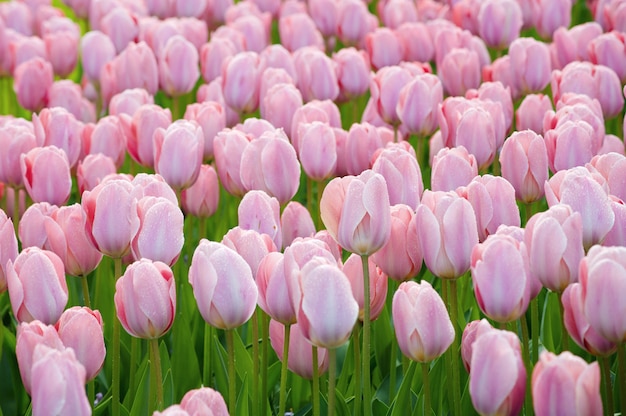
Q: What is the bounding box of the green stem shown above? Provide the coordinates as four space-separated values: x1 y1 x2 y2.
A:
393 124 399 143
129 337 139 400
352 99 358 126
150 338 163 411
172 95 181 120
261 312 269 416
279 324 291 416
316 180 326 231
199 216 207 241
557 292 569 352
520 315 534 416
204 324 212 386
352 323 362 416
251 311 259 416
307 176 314 221
422 362 431 416
226 329 236 415
531 297 539 363
361 255 372 416
312 346 320 416
447 279 461 416
328 348 337 416
389 330 397 398
618 344 626 416
599 355 614 416
12 187 20 237
112 258 122 416
81 275 91 309
87 379 94 411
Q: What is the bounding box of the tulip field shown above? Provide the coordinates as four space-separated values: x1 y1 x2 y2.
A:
1 0 626 414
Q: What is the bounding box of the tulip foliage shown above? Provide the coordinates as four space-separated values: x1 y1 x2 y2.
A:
1 0 626 416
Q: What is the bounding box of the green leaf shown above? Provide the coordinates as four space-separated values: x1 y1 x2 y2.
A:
129 360 150 416
389 361 417 416
158 340 174 408
236 375 249 416
540 290 559 352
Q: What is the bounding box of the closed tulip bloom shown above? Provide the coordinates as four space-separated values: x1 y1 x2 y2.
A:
396 73 442 137
0 119 38 188
371 146 422 209
261 82 303 139
238 190 282 249
7 247 68 324
532 0 571 40
589 31 626 83
365 27 404 70
153 120 204 190
500 130 549 203
439 48 481 97
82 178 140 258
470 329 526 416
431 146 478 192
222 226 277 276
115 259 176 339
396 22 434 63
471 234 531 323
532 351 602 416
524 205 584 293
320 170 391 255
76 154 117 196
108 88 155 117
131 173 179 206
336 0 376 47
131 196 184 266
158 35 199 97
393 280 454 362
270 320 329 379
603 196 626 247
21 146 71 206
461 319 495 372
344 251 388 321
33 107 83 169
154 405 189 416
298 260 358 348
298 121 337 181
222 51 261 114
515 94 553 134
213 128 250 197
550 23 602 70
257 252 297 324
16 320 65 395
333 47 370 102
199 37 236 84
580 245 626 343
0 210 18 292
121 104 172 168
370 65 413 126
81 30 116 82
545 167 614 249
41 17 80 77
189 240 258 329
477 0 522 48
281 201 314 244
45 81 93 123
293 47 339 102
507 37 551 96
416 190 479 279
181 164 219 218
55 306 106 381
545 97 605 157
544 120 596 173
13 57 53 112
184 101 226 161
562 283 617 356
230 14 270 53
290 99 342 153
457 175 520 242
278 12 324 52
240 132 301 204
588 152 626 201
31 345 90 416
180 387 229 416
343 122 387 176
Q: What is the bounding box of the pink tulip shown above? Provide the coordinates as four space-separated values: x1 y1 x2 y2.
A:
154 405 189 416
46 80 95 124
471 233 531 322
499 130 548 203
369 65 413 126
82 178 140 258
212 128 249 197
532 351 603 416
81 115 127 169
550 22 602 70
416 190 478 279
278 12 324 53
532 0 571 39
199 37 236 84
180 387 229 416
77 154 117 196
562 283 617 356
589 31 626 83
7 247 68 324
180 164 219 218
603 196 626 247
21 146 71 206
121 104 172 168
396 22 434 64
269 320 329 379
588 152 626 202
183 101 225 161
222 226 277 277
32 107 83 169
580 245 626 343
131 196 184 266
13 57 53 112
55 306 106 381
31 345 90 416
189 240 258 329
15 320 65 395
260 82 302 138
393 280 454 362
333 47 370 102
293 47 339 102
298 259 358 348
238 190 282 249
290 99 341 153
545 167 614 249
336 0 376 47
158 35 199 97
371 146 422 209
131 173 179 205
18 202 57 251
438 48 481 97
100 7 139 54
599 134 625 156
458 174 521 242
108 88 155 117
0 118 38 188
229 14 270 53
477 0 522 49
461 319 495 372
343 122 387 176
153 119 204 190
307 0 338 37
41 16 80 77
320 170 391 255
240 131 301 204
482 55 519 99
115 258 176 339
259 44 298 81
524 204 584 293
222 51 261 114
234 117 277 139
343 253 387 321
365 27 404 70
257 252 297 324
431 146 478 192
298 121 337 181
515 94 553 134
470 329 526 416
506 37 551 96
280 201 316 249
396 73 442 137
81 30 117 82
0 210 17 293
